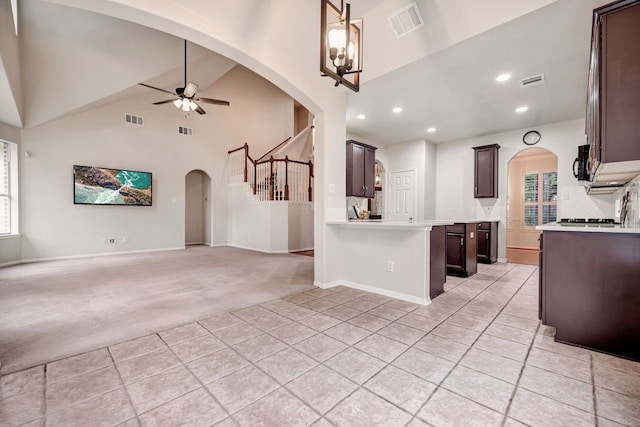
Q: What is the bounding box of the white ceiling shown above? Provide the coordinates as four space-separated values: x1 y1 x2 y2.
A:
0 0 607 145
346 0 604 144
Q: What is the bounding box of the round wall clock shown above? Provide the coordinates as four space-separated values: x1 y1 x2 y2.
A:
523 130 541 145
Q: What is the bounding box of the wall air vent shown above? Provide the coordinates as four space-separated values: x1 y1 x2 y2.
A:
178 126 193 137
388 2 424 38
520 73 546 88
124 113 144 126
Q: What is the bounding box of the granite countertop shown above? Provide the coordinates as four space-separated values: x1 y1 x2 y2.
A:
536 223 640 234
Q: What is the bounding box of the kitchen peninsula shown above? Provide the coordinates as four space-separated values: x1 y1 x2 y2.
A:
537 223 640 361
325 220 453 305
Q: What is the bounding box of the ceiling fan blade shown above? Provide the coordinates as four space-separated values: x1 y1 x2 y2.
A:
194 104 207 115
152 98 178 105
138 83 176 95
184 82 198 98
197 97 230 106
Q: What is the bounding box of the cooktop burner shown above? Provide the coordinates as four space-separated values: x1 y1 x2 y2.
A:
559 218 617 226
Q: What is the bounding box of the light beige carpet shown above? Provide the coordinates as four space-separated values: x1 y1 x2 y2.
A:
0 246 314 374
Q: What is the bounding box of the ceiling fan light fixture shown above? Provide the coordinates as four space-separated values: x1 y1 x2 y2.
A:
173 99 182 108
181 98 191 112
189 100 198 111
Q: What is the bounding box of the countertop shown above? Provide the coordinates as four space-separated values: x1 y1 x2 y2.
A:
438 219 500 224
536 223 640 234
327 220 454 231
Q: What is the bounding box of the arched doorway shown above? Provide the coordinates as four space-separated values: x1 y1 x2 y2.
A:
185 170 212 246
507 148 558 265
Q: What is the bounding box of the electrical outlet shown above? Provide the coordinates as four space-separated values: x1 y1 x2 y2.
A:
122 236 129 243
108 237 117 244
387 261 394 272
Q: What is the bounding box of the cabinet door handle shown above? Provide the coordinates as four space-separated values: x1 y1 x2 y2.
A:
486 234 489 239
475 186 478 195
461 238 464 246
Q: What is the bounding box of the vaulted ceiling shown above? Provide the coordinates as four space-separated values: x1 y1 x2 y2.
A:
0 0 606 145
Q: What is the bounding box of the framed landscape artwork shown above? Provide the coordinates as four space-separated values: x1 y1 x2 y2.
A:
73 165 152 206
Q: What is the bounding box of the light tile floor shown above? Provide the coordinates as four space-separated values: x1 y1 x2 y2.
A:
2 263 640 426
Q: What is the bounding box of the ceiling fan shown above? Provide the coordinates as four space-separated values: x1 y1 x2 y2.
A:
139 40 230 115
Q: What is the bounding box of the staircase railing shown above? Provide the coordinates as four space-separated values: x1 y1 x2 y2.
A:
228 143 313 202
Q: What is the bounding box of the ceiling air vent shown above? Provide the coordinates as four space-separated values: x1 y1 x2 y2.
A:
520 73 546 88
388 2 424 38
124 113 144 126
178 126 193 137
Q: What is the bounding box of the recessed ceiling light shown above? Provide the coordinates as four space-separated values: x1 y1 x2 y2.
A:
392 107 403 113
356 114 366 120
515 106 529 113
427 127 436 133
496 73 511 82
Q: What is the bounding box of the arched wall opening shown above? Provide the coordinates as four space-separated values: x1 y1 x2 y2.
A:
506 147 558 265
185 169 212 246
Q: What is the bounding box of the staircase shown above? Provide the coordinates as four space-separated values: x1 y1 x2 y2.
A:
228 125 314 202
226 126 314 253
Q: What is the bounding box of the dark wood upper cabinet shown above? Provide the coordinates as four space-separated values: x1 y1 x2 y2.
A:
587 0 640 180
473 144 500 198
346 140 376 198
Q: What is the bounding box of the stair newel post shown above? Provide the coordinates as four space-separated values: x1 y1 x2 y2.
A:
269 156 274 201
243 143 248 183
284 156 290 201
253 161 257 195
308 161 313 202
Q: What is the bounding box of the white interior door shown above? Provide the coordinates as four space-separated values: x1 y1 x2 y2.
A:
389 170 415 222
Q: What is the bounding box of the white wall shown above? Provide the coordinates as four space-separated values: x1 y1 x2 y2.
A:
436 119 615 260
424 141 437 219
288 203 314 252
19 65 295 261
227 184 313 253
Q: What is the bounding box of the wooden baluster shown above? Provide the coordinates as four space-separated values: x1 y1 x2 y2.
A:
308 161 313 202
269 157 274 201
285 156 290 201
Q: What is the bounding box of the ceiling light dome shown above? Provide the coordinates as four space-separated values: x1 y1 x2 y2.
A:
515 106 529 113
392 107 403 113
496 73 511 82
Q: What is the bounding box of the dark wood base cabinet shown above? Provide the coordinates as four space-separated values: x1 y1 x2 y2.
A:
540 230 640 361
446 223 477 277
477 221 498 264
430 226 446 299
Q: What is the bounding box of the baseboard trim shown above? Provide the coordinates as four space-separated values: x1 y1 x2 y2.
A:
314 280 430 306
226 244 289 254
0 260 21 268
289 247 314 253
20 246 187 264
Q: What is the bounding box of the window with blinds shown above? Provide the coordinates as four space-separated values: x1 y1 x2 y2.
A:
0 141 10 234
523 171 557 227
